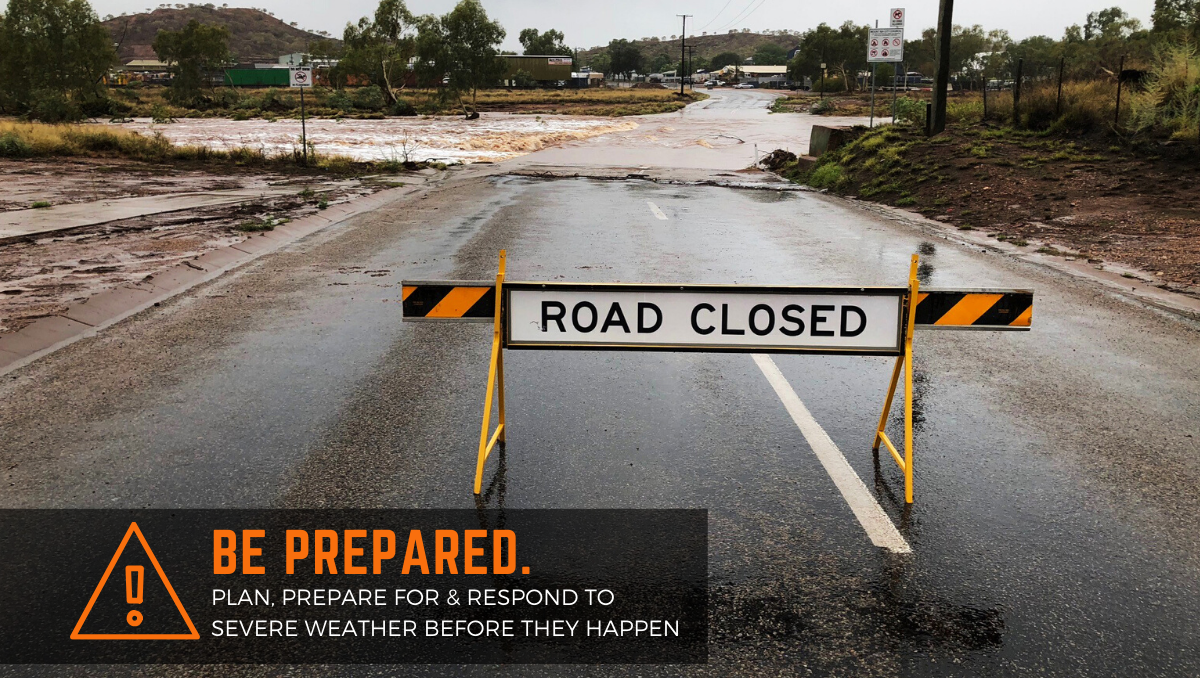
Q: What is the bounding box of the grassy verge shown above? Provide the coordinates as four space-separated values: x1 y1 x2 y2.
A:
0 121 429 175
107 85 707 120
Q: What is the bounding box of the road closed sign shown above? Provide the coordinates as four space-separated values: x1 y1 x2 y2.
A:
504 283 905 354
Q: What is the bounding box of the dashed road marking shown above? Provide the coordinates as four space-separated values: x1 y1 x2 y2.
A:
647 201 668 220
753 354 912 554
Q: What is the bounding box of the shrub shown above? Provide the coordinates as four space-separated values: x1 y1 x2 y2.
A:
390 97 417 116
28 90 84 123
810 97 835 114
894 96 925 125
352 85 386 111
0 132 34 157
1129 42 1200 140
808 162 845 188
327 90 353 111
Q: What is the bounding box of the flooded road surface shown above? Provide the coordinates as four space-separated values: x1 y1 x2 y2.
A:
108 114 639 163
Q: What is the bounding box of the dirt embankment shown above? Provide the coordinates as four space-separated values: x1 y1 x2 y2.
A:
775 124 1200 295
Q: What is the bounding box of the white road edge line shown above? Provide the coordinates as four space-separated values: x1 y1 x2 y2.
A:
752 354 913 554
646 201 668 220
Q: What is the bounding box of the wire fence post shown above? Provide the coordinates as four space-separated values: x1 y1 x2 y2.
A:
1012 58 1023 127
979 70 988 121
1056 57 1065 117
1114 55 1125 128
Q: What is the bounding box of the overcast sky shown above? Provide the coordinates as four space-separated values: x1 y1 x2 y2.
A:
91 0 1157 51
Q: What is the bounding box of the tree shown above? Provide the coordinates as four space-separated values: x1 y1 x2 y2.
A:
1085 7 1142 40
152 19 232 105
0 0 116 119
518 27 570 55
648 51 672 73
441 0 505 104
709 51 741 71
753 43 788 66
587 51 611 75
787 22 868 91
607 39 643 79
414 0 505 108
1152 0 1199 36
340 0 417 104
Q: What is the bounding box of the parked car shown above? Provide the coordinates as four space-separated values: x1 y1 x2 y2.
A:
733 82 755 89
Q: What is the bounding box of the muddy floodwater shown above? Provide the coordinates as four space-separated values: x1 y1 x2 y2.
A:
106 115 639 163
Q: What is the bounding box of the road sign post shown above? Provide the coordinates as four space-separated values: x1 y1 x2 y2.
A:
289 67 312 166
868 27 904 128
402 253 1033 503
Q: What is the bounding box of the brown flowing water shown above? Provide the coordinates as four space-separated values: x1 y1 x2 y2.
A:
107 114 639 163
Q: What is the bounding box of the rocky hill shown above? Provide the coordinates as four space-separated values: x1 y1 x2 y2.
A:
102 6 335 62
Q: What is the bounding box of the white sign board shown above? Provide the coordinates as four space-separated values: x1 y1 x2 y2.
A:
289 67 312 88
868 28 904 63
505 284 905 354
547 57 572 66
890 7 905 28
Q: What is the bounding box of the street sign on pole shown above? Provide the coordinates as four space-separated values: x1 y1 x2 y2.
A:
868 28 904 63
288 67 312 88
290 67 312 166
890 7 905 28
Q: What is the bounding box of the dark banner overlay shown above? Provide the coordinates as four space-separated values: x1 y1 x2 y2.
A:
0 510 707 664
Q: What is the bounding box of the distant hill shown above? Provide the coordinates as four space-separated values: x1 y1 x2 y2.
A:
102 6 336 63
580 31 800 68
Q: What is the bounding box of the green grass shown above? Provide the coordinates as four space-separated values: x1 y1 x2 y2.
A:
808 163 845 189
234 219 276 232
30 201 51 208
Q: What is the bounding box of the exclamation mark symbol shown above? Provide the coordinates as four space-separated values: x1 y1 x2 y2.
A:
125 565 144 627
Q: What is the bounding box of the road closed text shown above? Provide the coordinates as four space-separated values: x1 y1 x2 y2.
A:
507 287 904 353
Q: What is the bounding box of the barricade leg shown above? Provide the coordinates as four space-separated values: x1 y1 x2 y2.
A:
474 250 507 495
873 253 920 503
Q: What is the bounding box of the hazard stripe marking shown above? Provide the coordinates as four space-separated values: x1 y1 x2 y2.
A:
401 282 495 320
935 293 1004 326
1010 305 1033 327
914 290 1033 329
428 287 491 318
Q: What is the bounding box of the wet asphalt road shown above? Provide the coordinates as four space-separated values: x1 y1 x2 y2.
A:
3 96 1200 676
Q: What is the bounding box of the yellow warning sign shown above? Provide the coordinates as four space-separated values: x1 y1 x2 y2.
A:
70 522 199 640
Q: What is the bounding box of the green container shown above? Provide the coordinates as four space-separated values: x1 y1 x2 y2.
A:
223 69 291 87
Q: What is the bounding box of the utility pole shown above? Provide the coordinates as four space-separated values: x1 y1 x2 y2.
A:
678 14 692 95
930 0 954 134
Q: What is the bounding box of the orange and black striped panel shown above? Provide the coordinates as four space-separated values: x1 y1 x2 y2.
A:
914 289 1032 330
401 281 495 321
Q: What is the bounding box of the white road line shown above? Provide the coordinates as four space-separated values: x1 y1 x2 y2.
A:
752 354 913 554
646 201 668 220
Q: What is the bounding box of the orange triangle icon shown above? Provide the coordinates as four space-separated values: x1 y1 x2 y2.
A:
71 522 199 640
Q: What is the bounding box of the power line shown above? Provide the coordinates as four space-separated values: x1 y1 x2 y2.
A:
712 0 755 33
700 0 736 30
716 0 768 34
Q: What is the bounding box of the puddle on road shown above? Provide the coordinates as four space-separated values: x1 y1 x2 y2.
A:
105 115 638 164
